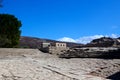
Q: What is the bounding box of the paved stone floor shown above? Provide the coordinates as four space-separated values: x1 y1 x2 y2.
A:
0 48 119 80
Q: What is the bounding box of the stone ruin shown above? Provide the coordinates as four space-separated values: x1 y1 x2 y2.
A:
40 42 69 55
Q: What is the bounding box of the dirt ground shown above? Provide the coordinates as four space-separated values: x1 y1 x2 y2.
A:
0 48 119 80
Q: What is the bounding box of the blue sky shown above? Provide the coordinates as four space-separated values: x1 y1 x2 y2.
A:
0 0 120 43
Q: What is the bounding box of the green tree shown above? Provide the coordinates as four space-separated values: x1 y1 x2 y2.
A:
0 14 22 47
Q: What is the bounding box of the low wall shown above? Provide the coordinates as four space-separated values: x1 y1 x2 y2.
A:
49 46 69 55
59 47 120 59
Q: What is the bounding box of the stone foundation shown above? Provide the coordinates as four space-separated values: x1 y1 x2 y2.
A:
48 46 69 55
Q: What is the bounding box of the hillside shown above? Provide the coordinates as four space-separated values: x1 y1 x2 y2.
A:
19 36 120 48
85 37 120 47
74 37 120 48
19 36 83 48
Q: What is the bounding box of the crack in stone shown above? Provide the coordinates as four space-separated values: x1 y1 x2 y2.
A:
43 66 79 80
1 71 22 80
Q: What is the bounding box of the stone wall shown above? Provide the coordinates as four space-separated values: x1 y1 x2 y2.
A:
40 42 69 54
55 43 67 48
59 47 120 59
49 46 69 55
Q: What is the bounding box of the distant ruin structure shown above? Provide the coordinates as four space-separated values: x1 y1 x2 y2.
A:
40 42 69 54
41 42 50 48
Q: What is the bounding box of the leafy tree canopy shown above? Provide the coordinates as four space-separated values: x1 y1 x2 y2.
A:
0 14 22 47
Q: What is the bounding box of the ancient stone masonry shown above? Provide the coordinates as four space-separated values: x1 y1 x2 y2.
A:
40 42 69 55
59 47 120 59
41 42 51 48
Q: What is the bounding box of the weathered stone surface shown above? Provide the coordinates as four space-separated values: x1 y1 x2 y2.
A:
59 47 120 59
0 48 119 80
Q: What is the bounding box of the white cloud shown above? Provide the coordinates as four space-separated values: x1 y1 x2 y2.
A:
57 34 119 44
57 37 76 43
111 34 118 38
76 35 104 44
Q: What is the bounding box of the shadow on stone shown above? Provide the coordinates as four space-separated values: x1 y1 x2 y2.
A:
107 71 120 80
59 48 120 59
